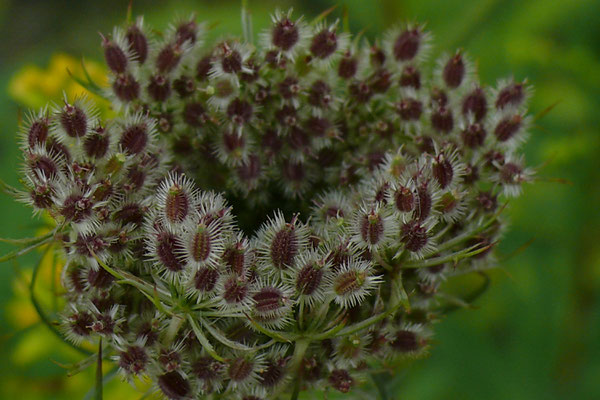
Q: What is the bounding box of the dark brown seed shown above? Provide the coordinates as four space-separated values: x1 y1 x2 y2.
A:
83 129 109 158
390 330 419 352
28 153 58 178
227 98 253 125
112 73 139 101
103 39 128 74
156 231 186 272
222 50 242 74
27 119 49 148
496 82 525 109
393 29 421 61
359 211 384 246
431 107 453 133
296 263 323 295
401 221 428 252
119 346 148 374
432 156 454 189
147 74 171 101
60 104 87 138
222 131 245 154
394 186 414 212
253 287 284 314
494 114 522 142
477 191 497 212
196 55 213 81
31 184 54 209
259 358 286 387
413 186 432 221
310 29 338 59
176 21 197 45
120 124 148 154
282 159 305 183
61 194 92 223
396 98 422 121
157 44 181 73
87 267 114 288
270 227 297 269
370 68 392 93
329 369 354 393
369 45 386 67
228 358 253 382
308 80 332 108
399 65 421 89
223 244 246 275
192 357 223 380
462 123 486 148
183 102 206 127
338 55 358 79
126 25 148 63
114 203 143 225
443 53 465 88
69 311 93 337
272 17 299 50
278 76 300 99
499 162 522 184
223 276 249 304
194 267 219 292
462 87 487 121
237 154 261 182
191 228 212 262
164 184 189 224
334 270 364 295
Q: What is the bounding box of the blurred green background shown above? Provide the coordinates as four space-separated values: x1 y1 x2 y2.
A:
0 0 599 399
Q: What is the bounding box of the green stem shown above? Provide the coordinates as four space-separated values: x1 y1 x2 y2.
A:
401 241 493 269
164 315 184 345
95 338 103 400
288 339 310 400
29 244 92 356
371 372 391 400
0 234 54 263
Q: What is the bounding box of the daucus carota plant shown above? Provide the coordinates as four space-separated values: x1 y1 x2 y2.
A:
2 7 536 400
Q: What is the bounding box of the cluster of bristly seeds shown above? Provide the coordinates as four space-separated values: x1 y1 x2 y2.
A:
15 9 533 400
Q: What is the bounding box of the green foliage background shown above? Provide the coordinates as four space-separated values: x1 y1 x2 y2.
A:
0 0 598 398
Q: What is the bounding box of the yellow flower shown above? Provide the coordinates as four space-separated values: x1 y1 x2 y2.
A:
8 53 110 116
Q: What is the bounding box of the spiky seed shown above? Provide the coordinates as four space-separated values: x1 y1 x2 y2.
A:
462 87 487 121
401 221 428 252
433 155 454 189
328 369 354 393
223 276 249 304
296 263 323 295
119 346 148 375
270 226 297 270
390 330 420 352
60 104 87 138
27 118 49 148
156 232 186 272
228 357 253 381
253 287 284 314
359 211 384 246
393 28 421 61
194 267 219 292
164 184 190 224
126 25 148 63
120 123 148 154
310 28 338 59
443 52 465 88
494 114 522 142
158 372 190 400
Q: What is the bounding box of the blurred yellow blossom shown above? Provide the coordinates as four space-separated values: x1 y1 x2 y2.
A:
8 53 110 115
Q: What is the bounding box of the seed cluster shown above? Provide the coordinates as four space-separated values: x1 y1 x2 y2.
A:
13 9 534 400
